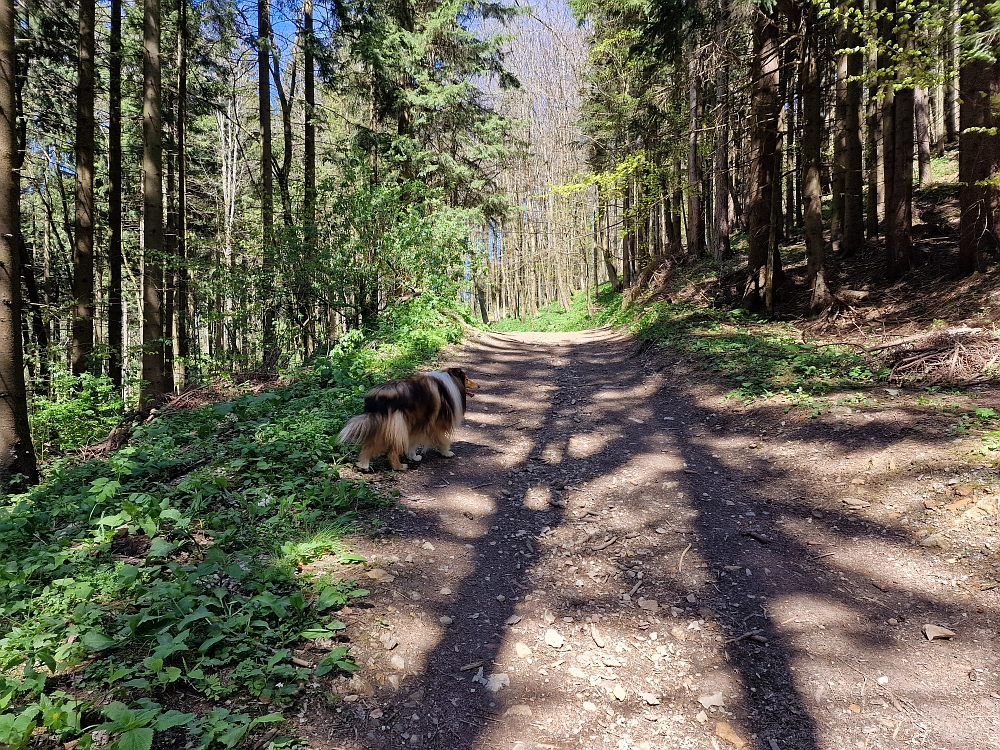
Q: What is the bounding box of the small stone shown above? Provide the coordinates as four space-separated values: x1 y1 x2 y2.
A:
686 593 697 603
843 497 869 509
696 711 708 723
379 632 398 650
439 587 451 595
484 672 510 693
715 721 747 749
343 694 359 703
699 692 725 709
369 708 384 719
811 509 823 518
421 542 435 550
887 618 899 626
545 628 564 648
922 624 956 641
439 616 453 625
505 615 522 625
877 676 889 685
506 704 532 717
637 598 659 612
390 654 406 671
655 527 668 534
613 684 627 701
920 533 951 550
583 701 597 712
923 499 940 510
591 624 605 648
639 692 661 705
515 642 532 658
849 703 861 713
496 595 505 602
408 687 425 702
568 666 587 678
945 498 970 512
366 568 389 580
954 484 974 497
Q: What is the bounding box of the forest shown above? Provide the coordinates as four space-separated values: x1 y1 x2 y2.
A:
0 0 998 746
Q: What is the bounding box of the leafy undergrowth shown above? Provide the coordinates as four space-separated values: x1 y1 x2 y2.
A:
594 297 885 401
0 296 464 749
489 288 598 333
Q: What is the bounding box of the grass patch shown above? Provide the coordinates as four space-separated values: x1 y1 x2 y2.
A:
489 288 598 333
0 295 463 749
595 295 887 401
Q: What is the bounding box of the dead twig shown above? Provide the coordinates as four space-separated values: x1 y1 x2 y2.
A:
677 543 692 573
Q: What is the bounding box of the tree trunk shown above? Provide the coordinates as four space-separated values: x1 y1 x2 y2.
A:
886 85 915 275
958 0 999 275
801 4 832 313
712 15 731 263
259 0 277 367
944 1 959 144
174 0 187 387
72 0 95 374
831 29 847 250
843 23 865 255
0 0 38 484
915 86 932 185
141 0 166 404
687 54 704 258
745 6 783 309
108 0 123 389
303 0 315 238
865 19 881 239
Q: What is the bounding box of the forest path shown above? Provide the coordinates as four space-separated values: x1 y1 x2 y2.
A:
314 329 1000 750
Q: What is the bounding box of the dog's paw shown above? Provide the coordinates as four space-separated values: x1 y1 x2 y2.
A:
394 463 408 471
355 462 372 472
441 450 455 458
407 453 423 462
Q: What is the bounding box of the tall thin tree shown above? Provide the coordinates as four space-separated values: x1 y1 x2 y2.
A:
108 0 123 388
0 0 38 484
72 0 95 374
141 0 166 403
259 0 277 367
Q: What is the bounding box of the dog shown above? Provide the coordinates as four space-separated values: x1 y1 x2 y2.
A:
337 367 478 471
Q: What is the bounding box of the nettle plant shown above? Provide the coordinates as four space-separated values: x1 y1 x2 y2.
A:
0 370 387 748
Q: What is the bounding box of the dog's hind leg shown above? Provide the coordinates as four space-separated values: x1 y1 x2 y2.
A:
405 447 423 462
356 448 373 472
433 436 455 458
387 449 408 471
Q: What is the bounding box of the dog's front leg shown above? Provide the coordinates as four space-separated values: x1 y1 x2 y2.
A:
434 437 455 458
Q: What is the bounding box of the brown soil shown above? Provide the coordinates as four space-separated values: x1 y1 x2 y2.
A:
297 328 1000 750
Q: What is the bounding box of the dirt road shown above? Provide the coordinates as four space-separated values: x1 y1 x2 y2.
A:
310 329 1000 750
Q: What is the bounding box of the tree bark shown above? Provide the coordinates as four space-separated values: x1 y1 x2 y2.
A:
108 0 123 389
174 0 188 387
0 0 38 484
801 4 832 313
259 0 277 367
712 6 731 263
915 86 932 185
141 0 166 404
831 29 848 250
958 0 999 275
944 1 959 144
843 21 865 255
72 0 95 374
687 54 704 258
745 6 784 309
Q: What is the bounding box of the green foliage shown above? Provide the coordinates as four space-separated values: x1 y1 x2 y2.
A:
594 294 886 400
0 304 462 747
30 371 126 454
490 288 597 333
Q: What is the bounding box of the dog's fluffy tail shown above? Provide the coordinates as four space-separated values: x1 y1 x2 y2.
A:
337 411 409 452
337 414 379 446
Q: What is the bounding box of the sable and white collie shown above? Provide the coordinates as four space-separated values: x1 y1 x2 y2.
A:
337 368 478 471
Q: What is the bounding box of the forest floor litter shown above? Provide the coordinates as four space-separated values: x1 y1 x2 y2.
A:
285 326 1000 750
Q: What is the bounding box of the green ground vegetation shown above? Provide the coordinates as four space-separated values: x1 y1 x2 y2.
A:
0 296 464 750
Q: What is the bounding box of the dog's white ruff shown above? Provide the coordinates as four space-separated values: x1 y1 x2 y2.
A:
428 371 464 430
